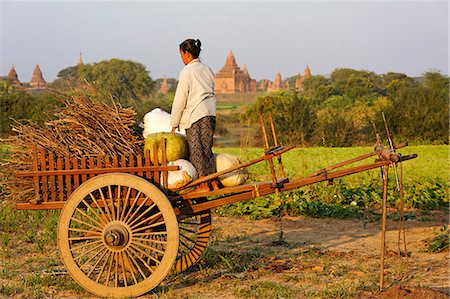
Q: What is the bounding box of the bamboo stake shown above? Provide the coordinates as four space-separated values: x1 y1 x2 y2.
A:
380 166 389 290
268 113 286 178
259 113 278 192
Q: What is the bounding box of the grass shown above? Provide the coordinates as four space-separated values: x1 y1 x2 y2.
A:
213 145 448 181
213 145 449 217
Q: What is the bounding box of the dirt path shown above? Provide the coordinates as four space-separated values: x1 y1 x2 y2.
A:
1 210 448 298
163 211 449 298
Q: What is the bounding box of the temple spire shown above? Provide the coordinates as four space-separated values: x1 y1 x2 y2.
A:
29 64 46 88
159 78 169 94
8 64 20 84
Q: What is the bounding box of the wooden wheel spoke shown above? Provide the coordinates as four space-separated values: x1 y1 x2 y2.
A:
74 207 103 229
124 250 146 281
69 235 102 241
70 240 103 252
108 186 117 221
129 243 162 267
132 221 166 233
124 194 150 224
179 221 201 225
133 232 168 237
98 188 113 222
131 240 166 256
131 212 162 229
69 227 102 236
80 247 107 270
133 237 167 245
70 217 103 234
127 202 156 228
89 193 109 225
124 196 150 223
119 187 132 221
81 197 106 227
114 252 119 287
73 242 105 262
179 239 194 252
179 226 198 234
95 251 112 283
179 233 197 246
116 185 122 221
86 249 108 277
128 246 156 274
122 251 139 285
129 209 160 230
105 252 115 286
123 192 142 223
119 251 128 287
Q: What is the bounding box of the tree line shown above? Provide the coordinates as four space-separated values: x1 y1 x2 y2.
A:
246 69 449 146
1 60 448 146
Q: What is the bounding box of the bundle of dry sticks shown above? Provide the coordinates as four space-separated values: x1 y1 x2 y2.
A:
0 94 144 201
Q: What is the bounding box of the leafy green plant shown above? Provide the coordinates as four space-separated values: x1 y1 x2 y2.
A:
427 225 449 253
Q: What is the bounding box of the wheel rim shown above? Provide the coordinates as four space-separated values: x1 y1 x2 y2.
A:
175 211 211 273
58 173 178 298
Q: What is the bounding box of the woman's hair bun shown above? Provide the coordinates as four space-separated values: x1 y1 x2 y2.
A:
196 39 202 48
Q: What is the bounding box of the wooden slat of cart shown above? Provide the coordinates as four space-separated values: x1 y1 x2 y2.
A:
15 165 178 177
129 155 135 175
89 157 95 179
40 148 48 202
80 157 87 184
65 158 72 198
57 157 64 201
152 143 160 185
126 154 135 198
137 155 143 177
104 156 111 168
112 156 119 168
97 156 103 174
73 157 79 190
144 150 152 181
48 153 56 202
31 145 41 204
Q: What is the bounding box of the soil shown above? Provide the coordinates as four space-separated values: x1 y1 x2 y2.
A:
167 210 449 298
2 209 448 298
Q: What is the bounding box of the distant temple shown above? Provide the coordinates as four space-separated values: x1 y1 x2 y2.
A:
159 78 169 94
29 64 46 88
7 64 20 85
267 70 286 92
214 49 257 94
78 53 84 65
295 65 311 92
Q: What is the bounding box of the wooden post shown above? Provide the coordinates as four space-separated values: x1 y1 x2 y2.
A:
259 113 278 193
268 113 286 178
380 166 389 290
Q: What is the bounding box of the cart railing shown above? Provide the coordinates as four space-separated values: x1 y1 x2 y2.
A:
15 143 178 210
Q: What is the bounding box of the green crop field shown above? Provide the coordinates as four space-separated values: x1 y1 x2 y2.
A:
213 145 449 217
214 145 448 182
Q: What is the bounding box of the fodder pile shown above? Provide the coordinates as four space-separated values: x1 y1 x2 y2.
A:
0 94 143 202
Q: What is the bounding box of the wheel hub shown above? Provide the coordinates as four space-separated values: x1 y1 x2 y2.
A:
103 223 130 251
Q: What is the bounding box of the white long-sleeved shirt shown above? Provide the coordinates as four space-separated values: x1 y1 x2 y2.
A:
170 59 216 129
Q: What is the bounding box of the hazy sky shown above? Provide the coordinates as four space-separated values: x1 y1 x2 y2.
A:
0 1 448 82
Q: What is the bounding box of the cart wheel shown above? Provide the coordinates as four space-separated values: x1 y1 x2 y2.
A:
58 173 179 298
174 210 211 273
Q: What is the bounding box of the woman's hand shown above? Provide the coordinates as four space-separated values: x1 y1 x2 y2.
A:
170 127 179 134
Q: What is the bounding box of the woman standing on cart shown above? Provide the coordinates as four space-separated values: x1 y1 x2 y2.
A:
170 38 218 191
